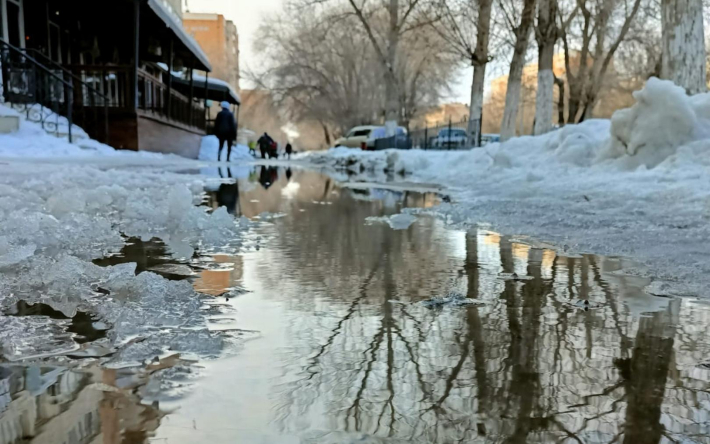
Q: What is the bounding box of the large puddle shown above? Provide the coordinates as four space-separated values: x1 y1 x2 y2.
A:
3 167 710 443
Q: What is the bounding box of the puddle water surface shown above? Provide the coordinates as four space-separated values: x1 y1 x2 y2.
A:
154 168 710 443
2 167 710 443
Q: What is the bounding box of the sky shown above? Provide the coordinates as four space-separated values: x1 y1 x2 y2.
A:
186 0 472 104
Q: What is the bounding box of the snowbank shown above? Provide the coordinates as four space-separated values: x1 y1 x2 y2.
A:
0 103 168 160
299 78 710 297
198 135 253 162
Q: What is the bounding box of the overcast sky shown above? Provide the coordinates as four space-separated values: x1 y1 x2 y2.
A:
186 0 471 104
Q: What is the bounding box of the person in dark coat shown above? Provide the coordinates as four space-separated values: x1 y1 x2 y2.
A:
257 132 274 160
214 101 237 162
285 142 293 159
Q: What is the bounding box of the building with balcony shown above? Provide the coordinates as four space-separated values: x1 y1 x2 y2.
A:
0 0 234 158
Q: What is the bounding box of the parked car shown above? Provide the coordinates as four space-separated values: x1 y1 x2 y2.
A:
481 133 501 145
335 125 407 150
434 128 468 148
334 126 381 149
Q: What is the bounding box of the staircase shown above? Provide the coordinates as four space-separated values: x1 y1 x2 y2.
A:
0 39 110 143
0 106 19 134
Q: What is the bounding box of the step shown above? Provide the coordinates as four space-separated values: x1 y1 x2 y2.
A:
0 115 20 134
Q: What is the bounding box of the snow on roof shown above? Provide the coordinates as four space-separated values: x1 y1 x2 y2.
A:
192 74 241 104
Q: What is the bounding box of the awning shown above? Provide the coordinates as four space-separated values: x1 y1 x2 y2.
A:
172 74 241 105
146 0 212 72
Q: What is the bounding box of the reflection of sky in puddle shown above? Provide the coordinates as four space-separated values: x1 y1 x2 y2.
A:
155 169 710 444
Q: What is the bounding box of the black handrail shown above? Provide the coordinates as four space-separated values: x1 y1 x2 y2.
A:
25 49 110 144
0 38 74 142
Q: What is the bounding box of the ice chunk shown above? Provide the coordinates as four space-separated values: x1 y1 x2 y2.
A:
421 293 483 308
366 213 417 230
0 237 35 269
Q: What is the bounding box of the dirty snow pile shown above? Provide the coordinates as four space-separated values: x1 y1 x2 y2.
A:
301 78 710 297
0 113 249 362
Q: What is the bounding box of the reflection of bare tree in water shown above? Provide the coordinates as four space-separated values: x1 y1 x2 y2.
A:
261 207 710 442
621 300 679 444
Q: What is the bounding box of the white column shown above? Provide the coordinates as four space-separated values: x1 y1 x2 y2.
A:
16 0 25 48
1 0 8 43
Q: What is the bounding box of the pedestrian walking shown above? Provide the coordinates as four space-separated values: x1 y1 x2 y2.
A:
214 101 237 162
285 142 293 159
257 132 274 159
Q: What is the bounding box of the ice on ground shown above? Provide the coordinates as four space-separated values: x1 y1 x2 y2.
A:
0 112 249 363
199 135 253 162
301 78 710 298
365 213 417 230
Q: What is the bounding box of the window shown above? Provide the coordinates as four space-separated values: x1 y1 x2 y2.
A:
7 1 22 48
351 129 371 138
49 23 61 63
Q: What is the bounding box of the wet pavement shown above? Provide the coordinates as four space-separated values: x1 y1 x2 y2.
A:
3 166 710 443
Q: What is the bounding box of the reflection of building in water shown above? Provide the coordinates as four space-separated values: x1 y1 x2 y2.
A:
0 366 161 444
194 254 245 296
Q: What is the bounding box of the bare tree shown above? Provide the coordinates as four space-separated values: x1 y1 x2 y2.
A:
532 0 560 135
559 0 643 124
252 4 455 142
397 31 459 129
433 0 494 146
343 0 434 135
499 0 538 141
661 0 707 93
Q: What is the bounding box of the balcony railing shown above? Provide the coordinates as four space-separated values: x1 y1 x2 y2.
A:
67 66 205 131
137 69 205 131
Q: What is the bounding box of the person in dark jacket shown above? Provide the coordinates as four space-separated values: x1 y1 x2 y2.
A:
214 101 237 162
257 132 274 159
285 142 293 159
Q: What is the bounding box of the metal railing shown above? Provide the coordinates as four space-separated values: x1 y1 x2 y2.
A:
0 39 74 142
137 69 205 130
25 51 111 144
372 117 484 151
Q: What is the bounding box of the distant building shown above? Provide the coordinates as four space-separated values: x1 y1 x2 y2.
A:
483 52 633 135
183 13 240 94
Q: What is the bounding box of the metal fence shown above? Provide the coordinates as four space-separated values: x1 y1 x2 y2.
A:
373 117 483 151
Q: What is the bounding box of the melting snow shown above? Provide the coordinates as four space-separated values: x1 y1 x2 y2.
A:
301 78 710 298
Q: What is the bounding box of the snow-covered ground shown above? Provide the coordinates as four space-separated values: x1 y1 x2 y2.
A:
0 104 249 365
198 135 253 162
299 78 710 298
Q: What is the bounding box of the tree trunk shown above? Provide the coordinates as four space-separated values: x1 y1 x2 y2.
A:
533 0 557 135
533 43 555 134
384 0 400 136
322 122 331 146
661 0 706 94
567 92 581 125
554 76 565 127
468 64 487 146
500 0 537 141
467 0 493 147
